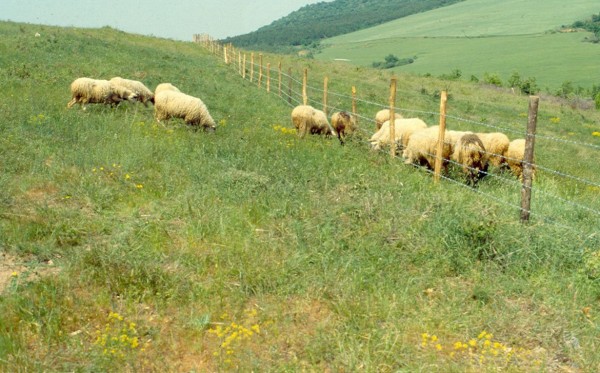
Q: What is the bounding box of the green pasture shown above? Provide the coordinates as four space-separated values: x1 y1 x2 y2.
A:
318 0 600 91
324 0 600 41
318 32 600 91
1 20 600 371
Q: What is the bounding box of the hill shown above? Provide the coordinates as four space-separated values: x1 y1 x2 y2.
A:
1 20 600 371
316 0 600 93
222 0 464 52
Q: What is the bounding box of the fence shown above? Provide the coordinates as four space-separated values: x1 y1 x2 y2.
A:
193 34 600 237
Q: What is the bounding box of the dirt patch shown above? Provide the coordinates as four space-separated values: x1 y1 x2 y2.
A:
0 252 60 293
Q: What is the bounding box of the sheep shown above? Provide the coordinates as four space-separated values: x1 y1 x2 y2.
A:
154 90 216 131
476 132 510 168
375 109 403 130
504 139 536 181
369 118 428 152
291 105 335 138
403 126 452 172
155 83 181 95
110 77 154 106
451 133 488 186
67 77 137 109
331 111 356 145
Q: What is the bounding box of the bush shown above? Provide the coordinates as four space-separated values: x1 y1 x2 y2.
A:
372 54 415 69
595 92 600 110
483 72 502 87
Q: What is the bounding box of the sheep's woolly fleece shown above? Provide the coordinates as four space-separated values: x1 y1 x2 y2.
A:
110 77 154 105
291 105 334 138
154 90 216 130
370 118 428 151
375 109 403 130
67 77 136 108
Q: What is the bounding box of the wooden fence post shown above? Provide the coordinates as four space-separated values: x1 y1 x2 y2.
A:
250 53 254 83
352 86 358 126
223 46 228 64
267 63 271 93
278 62 282 97
238 52 242 75
303 68 308 106
434 91 448 183
243 54 247 79
258 54 263 88
323 76 329 115
521 96 539 223
389 77 397 158
288 68 293 104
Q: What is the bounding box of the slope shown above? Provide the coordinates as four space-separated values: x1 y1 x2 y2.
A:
222 0 464 51
1 20 600 372
317 0 600 91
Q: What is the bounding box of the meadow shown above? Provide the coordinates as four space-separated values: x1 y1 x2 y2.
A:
1 20 600 371
317 0 600 92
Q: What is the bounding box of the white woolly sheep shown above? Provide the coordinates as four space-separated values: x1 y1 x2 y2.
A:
67 77 137 109
451 133 488 186
291 105 335 138
331 111 356 145
154 83 181 95
110 77 154 106
369 118 428 152
403 126 452 172
504 139 536 181
154 90 216 131
375 109 403 130
476 132 510 167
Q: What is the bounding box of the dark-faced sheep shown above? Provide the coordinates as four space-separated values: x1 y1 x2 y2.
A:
331 111 356 145
67 77 137 109
291 105 335 138
110 77 154 106
375 109 403 130
154 90 216 131
452 133 488 186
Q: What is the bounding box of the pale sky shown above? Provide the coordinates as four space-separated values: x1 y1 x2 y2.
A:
1 0 329 40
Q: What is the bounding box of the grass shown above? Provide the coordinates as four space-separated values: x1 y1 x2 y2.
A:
1 20 600 371
317 0 600 91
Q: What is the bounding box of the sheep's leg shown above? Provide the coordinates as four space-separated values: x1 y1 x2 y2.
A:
67 98 77 108
298 120 307 138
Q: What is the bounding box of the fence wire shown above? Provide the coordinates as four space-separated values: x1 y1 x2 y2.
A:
197 39 600 237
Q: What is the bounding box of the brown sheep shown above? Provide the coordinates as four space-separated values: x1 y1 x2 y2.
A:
331 111 356 145
452 133 489 186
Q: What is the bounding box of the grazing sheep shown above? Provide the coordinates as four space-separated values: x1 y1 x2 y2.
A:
155 83 181 95
369 118 428 152
67 77 137 109
110 77 154 106
331 111 356 145
154 90 216 131
504 139 535 181
476 132 510 167
452 133 488 186
403 126 452 172
375 109 403 130
291 105 335 138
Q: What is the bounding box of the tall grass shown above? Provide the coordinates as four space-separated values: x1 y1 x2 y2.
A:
0 21 599 371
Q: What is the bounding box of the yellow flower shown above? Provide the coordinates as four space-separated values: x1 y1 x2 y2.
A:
11 271 18 277
454 341 463 350
478 331 487 339
435 344 442 351
468 339 477 347
125 174 131 180
430 335 438 342
136 184 143 189
593 131 600 137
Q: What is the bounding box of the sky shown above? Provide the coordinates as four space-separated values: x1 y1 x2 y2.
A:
1 0 328 41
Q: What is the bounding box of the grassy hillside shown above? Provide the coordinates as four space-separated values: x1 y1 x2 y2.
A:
222 0 463 52
318 0 600 92
1 20 600 371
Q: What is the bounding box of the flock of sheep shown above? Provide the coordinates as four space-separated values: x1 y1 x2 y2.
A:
66 76 530 186
291 105 532 186
67 77 216 131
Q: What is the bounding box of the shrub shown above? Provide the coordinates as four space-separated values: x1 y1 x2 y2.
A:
595 92 600 110
483 73 502 87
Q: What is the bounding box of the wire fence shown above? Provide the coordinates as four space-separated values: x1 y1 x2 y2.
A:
194 35 600 238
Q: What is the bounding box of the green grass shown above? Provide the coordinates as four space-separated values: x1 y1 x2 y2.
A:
317 0 600 91
1 20 600 371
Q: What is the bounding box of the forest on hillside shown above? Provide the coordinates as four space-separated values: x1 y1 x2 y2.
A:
222 0 464 52
572 12 600 42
